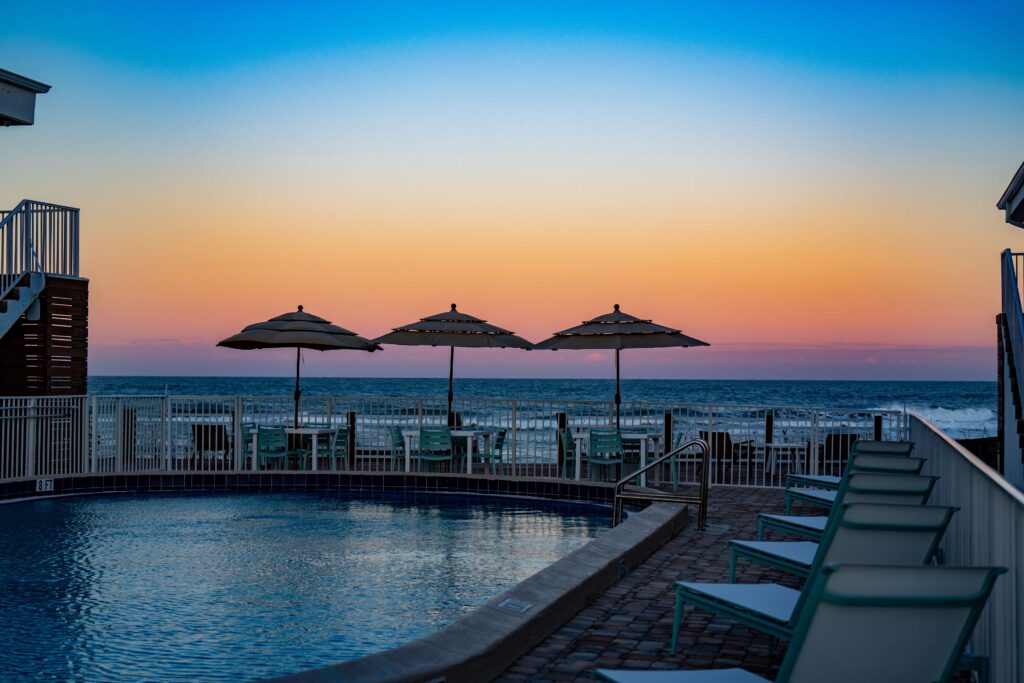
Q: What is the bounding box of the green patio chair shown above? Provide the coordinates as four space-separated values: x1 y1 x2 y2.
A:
730 502 956 580
418 425 454 472
238 422 257 469
596 563 1005 683
668 496 954 652
477 428 508 475
321 426 349 470
256 426 290 470
559 428 579 479
388 426 408 471
786 440 916 491
588 429 625 482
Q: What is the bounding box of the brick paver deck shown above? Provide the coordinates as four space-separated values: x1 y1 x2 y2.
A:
499 487 799 681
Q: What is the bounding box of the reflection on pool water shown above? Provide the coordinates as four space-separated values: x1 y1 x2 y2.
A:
0 491 610 682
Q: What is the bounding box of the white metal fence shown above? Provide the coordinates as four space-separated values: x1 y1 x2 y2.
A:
0 394 907 486
912 414 1023 683
0 200 80 296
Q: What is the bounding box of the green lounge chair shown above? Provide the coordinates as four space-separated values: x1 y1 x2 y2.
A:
418 425 455 472
320 426 349 470
730 502 956 581
784 471 936 514
477 428 508 475
589 429 625 482
786 440 916 492
596 563 1004 683
388 426 408 471
559 428 579 479
764 471 937 542
669 495 949 652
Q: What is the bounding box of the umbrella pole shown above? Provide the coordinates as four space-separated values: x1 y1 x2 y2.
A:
615 348 621 429
447 345 455 426
294 347 301 428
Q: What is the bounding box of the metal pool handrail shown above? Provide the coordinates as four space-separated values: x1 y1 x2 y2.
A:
612 438 710 529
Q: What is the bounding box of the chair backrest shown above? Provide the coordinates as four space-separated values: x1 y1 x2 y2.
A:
559 428 576 456
590 429 624 456
780 564 1005 683
492 428 508 453
388 426 406 455
847 453 925 476
698 430 734 456
839 473 938 507
331 427 350 454
792 501 956 625
257 426 287 449
851 440 914 457
420 426 453 454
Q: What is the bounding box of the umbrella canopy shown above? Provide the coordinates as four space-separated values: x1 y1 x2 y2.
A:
373 304 532 420
218 306 380 426
536 304 708 427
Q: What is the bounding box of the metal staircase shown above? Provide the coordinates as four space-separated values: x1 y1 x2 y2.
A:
0 199 79 341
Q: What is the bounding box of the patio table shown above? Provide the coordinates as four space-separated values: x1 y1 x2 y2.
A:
571 430 657 484
250 426 336 471
760 441 808 475
402 428 492 474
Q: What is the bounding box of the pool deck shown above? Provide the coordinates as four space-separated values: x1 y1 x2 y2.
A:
498 487 794 681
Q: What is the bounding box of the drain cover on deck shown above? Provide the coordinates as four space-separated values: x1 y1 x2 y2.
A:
498 598 534 613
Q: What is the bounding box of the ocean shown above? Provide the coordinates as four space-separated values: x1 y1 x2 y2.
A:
88 377 997 440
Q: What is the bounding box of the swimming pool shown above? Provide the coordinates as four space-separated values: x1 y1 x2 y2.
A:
0 491 610 682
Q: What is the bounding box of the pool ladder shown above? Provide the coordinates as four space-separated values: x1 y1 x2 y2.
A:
612 438 711 530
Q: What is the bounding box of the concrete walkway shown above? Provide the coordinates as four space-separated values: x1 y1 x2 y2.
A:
498 487 797 681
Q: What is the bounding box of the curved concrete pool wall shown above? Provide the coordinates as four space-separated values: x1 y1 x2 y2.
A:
0 471 618 506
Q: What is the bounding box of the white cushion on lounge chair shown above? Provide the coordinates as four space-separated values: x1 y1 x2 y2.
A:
675 582 800 623
790 488 836 504
731 540 818 567
595 669 768 683
760 514 828 532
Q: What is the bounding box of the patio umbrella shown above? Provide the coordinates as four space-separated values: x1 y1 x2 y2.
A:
217 305 381 427
535 304 708 428
372 304 532 422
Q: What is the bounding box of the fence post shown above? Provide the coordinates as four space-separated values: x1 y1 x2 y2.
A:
25 398 36 478
509 400 518 475
347 411 357 470
662 410 673 488
115 398 124 472
79 396 89 475
556 411 567 476
810 410 820 476
873 414 883 441
234 397 243 472
161 397 170 471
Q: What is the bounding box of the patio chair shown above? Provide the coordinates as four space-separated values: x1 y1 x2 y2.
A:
477 428 508 475
698 430 755 484
730 502 956 580
559 428 579 479
597 563 1005 683
588 429 625 482
762 459 931 541
418 425 455 472
320 426 349 470
388 426 408 471
669 497 963 653
190 423 232 470
784 471 937 514
256 426 290 470
786 440 916 491
237 422 257 469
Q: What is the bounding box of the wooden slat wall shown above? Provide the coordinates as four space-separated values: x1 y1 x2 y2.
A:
0 277 88 395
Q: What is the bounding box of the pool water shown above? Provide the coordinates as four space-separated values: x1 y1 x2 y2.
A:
0 492 609 682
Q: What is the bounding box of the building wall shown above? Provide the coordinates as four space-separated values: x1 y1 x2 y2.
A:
0 277 88 395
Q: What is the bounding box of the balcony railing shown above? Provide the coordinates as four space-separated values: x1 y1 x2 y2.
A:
0 199 80 297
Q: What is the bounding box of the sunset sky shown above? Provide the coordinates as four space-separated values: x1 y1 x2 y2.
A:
2 1 1022 380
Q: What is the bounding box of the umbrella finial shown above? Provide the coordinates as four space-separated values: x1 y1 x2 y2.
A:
298 305 304 312
451 303 457 311
614 304 620 311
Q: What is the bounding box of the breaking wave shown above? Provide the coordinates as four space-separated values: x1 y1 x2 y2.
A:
873 404 997 439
